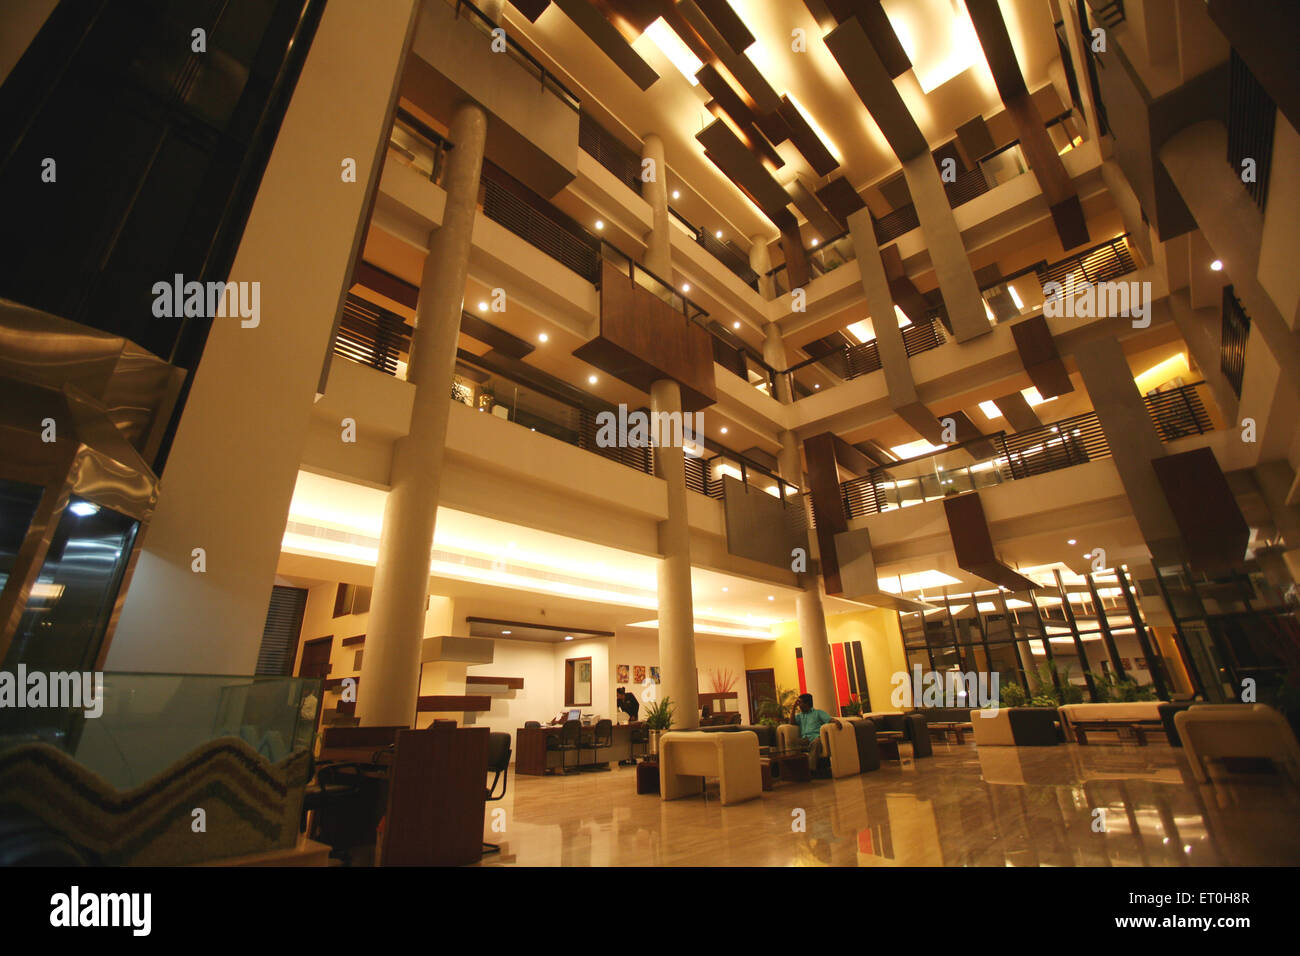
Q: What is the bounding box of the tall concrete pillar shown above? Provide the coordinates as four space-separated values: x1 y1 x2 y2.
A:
642 134 671 280
358 100 488 727
796 583 839 715
763 322 792 405
750 233 775 299
651 379 699 728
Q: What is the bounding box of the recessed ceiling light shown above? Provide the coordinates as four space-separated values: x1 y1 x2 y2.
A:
1210 259 1223 271
595 220 604 230
502 630 511 635
733 321 740 329
722 587 729 592
477 301 488 312
588 374 598 384
1083 553 1091 559
681 283 690 292
811 238 819 247
767 595 775 601
814 383 820 389
538 332 548 343
565 635 573 641
720 426 728 433
68 501 100 517
1067 538 1077 545
672 189 680 200
715 230 723 239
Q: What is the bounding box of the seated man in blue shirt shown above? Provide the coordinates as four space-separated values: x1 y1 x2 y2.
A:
788 693 840 772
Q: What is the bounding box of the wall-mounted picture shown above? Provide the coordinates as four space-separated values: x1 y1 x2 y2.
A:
633 665 646 683
1121 658 1132 669
616 664 629 683
650 666 660 684
1135 657 1147 668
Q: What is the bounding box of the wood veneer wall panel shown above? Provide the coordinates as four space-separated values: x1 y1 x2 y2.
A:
573 259 717 411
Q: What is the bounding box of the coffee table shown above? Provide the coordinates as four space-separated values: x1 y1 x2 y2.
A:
767 750 812 783
875 730 905 761
927 721 974 744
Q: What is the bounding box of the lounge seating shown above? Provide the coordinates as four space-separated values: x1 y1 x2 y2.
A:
659 730 763 805
1058 702 1164 744
818 719 861 778
1175 704 1300 785
862 711 933 755
844 717 881 772
971 707 1060 746
691 723 778 749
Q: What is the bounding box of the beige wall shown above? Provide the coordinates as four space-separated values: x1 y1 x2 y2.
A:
107 0 419 674
746 606 905 714
611 632 751 724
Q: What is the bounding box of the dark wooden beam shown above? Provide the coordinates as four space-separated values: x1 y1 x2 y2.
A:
825 16 928 160
815 177 865 228
1011 314 1074 399
778 95 839 176
695 0 755 54
553 0 660 90
943 492 1039 591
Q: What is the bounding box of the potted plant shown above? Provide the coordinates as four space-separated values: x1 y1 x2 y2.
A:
756 685 797 728
644 696 675 755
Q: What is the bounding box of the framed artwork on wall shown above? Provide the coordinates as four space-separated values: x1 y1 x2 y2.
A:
650 666 660 684
616 664 629 683
633 665 646 683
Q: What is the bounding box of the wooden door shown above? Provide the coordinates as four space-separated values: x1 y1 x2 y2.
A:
745 668 776 724
298 636 332 679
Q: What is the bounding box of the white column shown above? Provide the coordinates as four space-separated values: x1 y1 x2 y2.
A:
641 134 671 280
358 100 488 727
797 582 839 715
652 379 699 729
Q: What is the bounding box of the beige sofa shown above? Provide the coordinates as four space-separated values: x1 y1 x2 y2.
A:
1058 702 1163 741
1175 704 1300 785
659 730 763 805
819 719 860 778
971 707 1060 746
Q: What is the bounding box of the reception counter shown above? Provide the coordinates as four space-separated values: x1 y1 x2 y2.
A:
515 723 641 774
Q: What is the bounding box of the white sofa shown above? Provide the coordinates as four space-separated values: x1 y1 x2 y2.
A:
659 730 762 805
1058 702 1163 742
819 719 860 778
1174 704 1300 785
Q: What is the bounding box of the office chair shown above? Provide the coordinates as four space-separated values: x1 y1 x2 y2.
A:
582 718 613 771
555 719 583 773
524 720 541 729
622 722 647 765
483 732 512 855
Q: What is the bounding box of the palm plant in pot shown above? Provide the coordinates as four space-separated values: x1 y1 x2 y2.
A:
756 685 798 728
643 696 675 755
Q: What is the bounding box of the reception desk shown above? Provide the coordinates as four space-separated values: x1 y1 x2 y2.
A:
515 723 641 775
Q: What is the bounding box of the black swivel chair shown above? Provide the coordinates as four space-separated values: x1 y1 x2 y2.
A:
623 721 648 765
582 718 613 771
555 719 583 773
524 720 541 729
302 751 390 865
483 732 512 855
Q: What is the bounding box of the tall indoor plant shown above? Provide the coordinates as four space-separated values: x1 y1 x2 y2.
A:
644 695 675 755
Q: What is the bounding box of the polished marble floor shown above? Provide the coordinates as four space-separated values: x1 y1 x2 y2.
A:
476 739 1300 866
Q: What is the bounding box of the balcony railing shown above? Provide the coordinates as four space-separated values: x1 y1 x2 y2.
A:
669 205 759 289
388 108 454 186
1221 285 1250 398
839 382 1214 518
445 0 580 111
481 166 602 281
334 293 413 377
780 313 946 397
579 111 642 193
1035 233 1136 288
1227 49 1274 212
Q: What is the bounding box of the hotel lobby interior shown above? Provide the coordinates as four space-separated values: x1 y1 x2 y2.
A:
1 0 1299 887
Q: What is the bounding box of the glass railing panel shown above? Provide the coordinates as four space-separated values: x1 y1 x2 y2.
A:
0 673 319 791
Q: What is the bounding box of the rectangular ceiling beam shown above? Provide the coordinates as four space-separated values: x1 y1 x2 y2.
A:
825 15 928 160
553 0 660 90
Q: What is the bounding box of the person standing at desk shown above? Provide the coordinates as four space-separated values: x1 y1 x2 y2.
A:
616 687 639 722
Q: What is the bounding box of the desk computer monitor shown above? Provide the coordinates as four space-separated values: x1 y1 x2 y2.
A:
567 708 581 723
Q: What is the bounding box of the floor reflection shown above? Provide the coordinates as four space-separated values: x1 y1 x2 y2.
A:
475 740 1300 866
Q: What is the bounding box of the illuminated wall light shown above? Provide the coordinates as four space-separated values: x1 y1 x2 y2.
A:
538 332 549 343
1210 259 1223 271
1009 286 1024 310
642 17 702 86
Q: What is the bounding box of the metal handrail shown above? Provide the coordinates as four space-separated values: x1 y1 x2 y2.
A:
448 0 581 111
